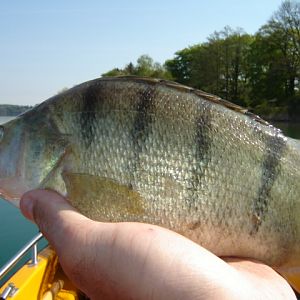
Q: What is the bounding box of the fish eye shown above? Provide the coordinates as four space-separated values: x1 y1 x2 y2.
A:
0 126 4 142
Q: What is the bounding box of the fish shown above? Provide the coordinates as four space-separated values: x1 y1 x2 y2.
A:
0 76 300 292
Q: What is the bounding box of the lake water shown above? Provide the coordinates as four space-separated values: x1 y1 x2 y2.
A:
0 116 299 283
272 121 300 139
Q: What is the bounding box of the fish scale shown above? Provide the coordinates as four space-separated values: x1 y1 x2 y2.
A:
0 77 299 291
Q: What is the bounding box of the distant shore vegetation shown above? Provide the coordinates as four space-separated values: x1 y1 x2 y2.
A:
0 105 32 116
102 1 300 121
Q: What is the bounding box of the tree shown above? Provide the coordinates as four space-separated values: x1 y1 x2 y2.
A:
135 55 154 77
124 62 135 75
57 87 69 94
272 0 300 97
102 55 172 79
102 68 126 77
165 47 198 85
248 0 300 105
101 1 300 117
166 27 252 105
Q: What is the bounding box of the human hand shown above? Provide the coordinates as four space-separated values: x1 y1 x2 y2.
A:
20 190 296 300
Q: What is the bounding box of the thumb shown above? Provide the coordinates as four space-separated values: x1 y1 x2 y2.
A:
20 189 90 252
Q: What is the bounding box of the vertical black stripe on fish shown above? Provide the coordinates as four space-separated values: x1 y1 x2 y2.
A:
79 84 101 148
131 86 156 169
188 103 213 215
251 130 286 234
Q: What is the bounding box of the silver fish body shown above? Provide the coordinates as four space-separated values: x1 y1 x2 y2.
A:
0 77 300 287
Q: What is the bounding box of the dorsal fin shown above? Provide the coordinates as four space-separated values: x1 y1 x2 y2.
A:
38 75 271 129
103 76 271 127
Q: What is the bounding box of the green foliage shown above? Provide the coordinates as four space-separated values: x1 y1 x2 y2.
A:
165 47 198 85
102 68 127 77
57 87 69 94
102 55 173 80
102 1 300 119
247 0 300 107
165 27 253 106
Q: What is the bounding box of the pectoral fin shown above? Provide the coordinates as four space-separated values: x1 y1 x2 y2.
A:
62 172 145 222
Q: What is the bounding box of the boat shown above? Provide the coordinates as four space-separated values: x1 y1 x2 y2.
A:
0 233 85 299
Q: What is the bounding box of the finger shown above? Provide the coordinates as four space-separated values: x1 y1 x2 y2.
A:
20 189 90 251
87 222 247 299
225 258 296 298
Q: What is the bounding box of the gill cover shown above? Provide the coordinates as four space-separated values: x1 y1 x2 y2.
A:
0 110 68 205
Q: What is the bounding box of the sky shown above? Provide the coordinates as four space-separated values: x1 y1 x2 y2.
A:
0 0 284 105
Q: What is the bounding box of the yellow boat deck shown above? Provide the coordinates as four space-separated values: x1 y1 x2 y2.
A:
0 239 83 299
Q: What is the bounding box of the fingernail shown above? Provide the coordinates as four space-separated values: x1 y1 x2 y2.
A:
20 194 34 220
